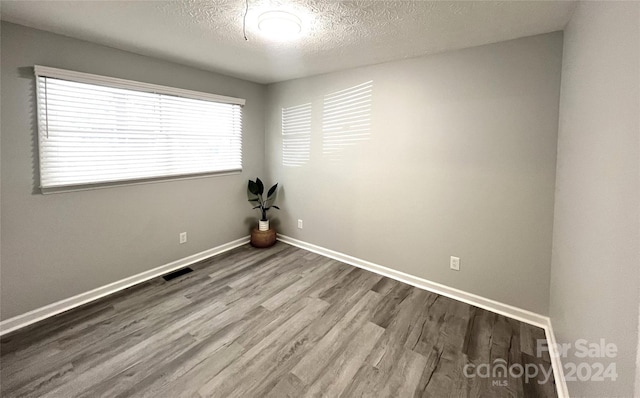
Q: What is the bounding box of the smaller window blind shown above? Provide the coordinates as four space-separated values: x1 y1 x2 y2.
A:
35 66 245 191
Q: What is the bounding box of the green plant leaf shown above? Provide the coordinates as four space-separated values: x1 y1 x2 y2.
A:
248 198 259 202
265 184 278 208
252 205 261 209
272 206 280 210
248 180 260 195
256 178 264 195
267 183 278 198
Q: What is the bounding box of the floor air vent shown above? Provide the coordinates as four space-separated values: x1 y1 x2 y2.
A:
162 267 194 281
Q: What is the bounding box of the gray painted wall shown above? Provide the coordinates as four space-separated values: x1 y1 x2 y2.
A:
549 2 640 397
0 22 266 320
265 33 563 315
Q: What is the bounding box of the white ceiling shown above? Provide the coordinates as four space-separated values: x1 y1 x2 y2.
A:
0 0 576 84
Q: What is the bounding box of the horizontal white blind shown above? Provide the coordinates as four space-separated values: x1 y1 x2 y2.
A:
35 66 244 190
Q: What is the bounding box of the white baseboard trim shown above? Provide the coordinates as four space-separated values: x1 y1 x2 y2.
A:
543 320 569 398
277 234 568 398
0 236 250 337
278 235 547 326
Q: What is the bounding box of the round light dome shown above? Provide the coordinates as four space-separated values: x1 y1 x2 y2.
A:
258 11 302 40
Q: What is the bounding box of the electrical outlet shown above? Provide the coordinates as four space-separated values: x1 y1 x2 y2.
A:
450 256 460 271
179 232 187 244
297 219 303 229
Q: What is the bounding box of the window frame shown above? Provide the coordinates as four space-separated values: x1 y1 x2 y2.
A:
34 65 245 193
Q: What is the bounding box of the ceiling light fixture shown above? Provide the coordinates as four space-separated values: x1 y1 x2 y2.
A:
258 11 302 40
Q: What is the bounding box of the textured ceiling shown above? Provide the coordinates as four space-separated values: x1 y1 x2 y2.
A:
0 0 576 84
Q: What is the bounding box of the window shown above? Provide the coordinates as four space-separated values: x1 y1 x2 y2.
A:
35 66 244 192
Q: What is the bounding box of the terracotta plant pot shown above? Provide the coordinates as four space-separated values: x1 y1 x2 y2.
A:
251 227 276 248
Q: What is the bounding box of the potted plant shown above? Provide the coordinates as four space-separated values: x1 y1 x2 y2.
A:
248 178 279 231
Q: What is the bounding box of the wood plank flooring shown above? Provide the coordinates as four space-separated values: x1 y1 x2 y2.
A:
0 243 556 397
